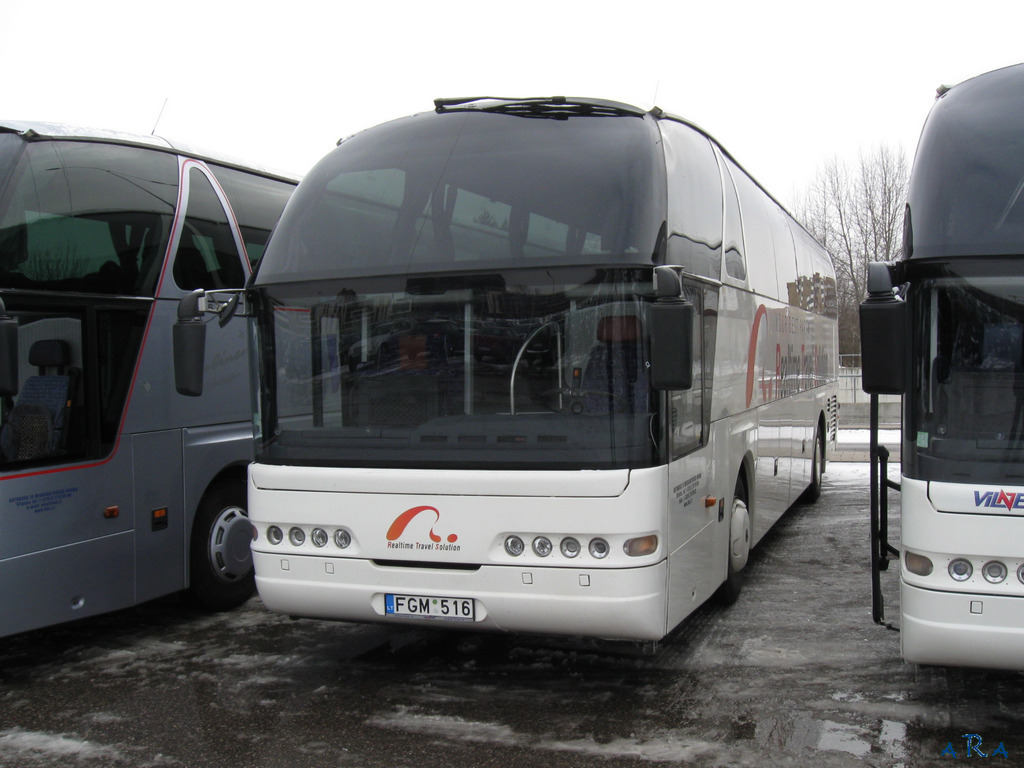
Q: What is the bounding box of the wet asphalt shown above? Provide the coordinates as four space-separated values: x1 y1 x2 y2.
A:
1 461 1022 768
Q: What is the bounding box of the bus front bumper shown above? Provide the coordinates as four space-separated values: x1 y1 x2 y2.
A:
901 580 1024 670
253 551 669 642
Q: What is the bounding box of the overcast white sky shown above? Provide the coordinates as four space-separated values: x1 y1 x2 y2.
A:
2 0 1022 208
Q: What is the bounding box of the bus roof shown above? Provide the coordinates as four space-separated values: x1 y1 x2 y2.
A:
0 119 300 183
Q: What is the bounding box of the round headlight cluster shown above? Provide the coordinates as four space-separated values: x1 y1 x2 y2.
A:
945 557 1020 585
265 525 352 550
503 535 611 560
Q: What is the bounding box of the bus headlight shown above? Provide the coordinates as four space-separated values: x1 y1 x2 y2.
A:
948 558 973 582
982 560 1007 583
1019 564 1024 585
334 529 352 549
532 536 553 557
267 526 284 545
560 537 581 558
288 527 305 546
588 538 610 559
904 551 933 576
504 535 525 557
311 528 329 548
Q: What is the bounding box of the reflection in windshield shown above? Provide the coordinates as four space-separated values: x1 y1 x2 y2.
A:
257 269 659 470
909 275 1024 482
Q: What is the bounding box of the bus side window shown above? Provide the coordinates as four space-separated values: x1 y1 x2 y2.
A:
660 121 723 281
173 167 245 291
670 289 704 459
720 155 747 282
210 164 295 268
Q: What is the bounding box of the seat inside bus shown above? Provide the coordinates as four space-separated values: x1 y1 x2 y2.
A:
0 339 78 462
581 315 647 414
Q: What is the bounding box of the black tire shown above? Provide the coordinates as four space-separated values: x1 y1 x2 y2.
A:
717 476 750 606
188 479 255 611
800 425 825 503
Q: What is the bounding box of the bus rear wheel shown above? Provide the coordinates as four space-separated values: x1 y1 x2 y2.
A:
717 477 750 606
800 425 825 503
188 480 255 611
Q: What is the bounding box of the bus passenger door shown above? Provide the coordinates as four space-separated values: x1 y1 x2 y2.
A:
665 289 716 625
139 161 253 599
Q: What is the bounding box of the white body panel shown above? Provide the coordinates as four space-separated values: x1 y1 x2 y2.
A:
250 464 671 640
899 478 1024 668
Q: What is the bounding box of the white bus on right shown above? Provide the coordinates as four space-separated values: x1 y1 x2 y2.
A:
861 63 1024 669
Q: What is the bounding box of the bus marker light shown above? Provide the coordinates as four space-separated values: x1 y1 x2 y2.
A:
334 529 352 549
505 536 525 557
948 558 973 582
288 527 305 546
104 506 119 519
560 537 581 558
532 537 553 557
588 538 609 559
982 561 1007 583
267 526 284 545
904 551 933 576
624 535 658 557
151 507 168 531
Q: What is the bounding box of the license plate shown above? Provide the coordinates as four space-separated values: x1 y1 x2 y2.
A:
385 594 475 622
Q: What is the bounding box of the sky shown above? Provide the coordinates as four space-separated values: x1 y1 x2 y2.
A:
2 0 1022 209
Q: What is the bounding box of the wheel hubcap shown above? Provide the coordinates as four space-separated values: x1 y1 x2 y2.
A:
730 499 750 572
208 506 252 583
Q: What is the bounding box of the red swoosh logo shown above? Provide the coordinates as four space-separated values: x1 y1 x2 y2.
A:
746 305 768 408
386 505 458 544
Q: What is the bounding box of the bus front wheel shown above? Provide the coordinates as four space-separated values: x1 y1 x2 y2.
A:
189 480 256 611
717 478 750 606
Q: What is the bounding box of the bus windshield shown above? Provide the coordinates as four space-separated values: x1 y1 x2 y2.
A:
906 67 1024 260
255 267 660 470
908 273 1024 483
254 108 664 284
0 134 178 296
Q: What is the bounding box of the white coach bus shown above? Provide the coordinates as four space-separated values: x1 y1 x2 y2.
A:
0 121 296 637
861 64 1024 669
178 97 838 642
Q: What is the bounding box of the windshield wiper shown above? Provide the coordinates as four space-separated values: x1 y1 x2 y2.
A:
433 96 646 120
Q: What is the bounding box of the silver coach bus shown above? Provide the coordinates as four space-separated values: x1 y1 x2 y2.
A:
0 121 296 637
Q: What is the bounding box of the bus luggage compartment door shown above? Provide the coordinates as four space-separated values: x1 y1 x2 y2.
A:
133 429 185 603
0 532 134 637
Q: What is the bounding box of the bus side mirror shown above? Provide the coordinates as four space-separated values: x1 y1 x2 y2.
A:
859 262 906 395
0 298 18 397
173 290 207 397
650 267 694 391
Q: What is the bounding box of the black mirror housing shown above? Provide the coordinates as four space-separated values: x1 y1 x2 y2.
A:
173 290 207 397
859 263 907 395
650 299 694 391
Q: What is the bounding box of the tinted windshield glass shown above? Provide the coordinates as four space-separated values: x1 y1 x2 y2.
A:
907 272 1024 483
0 138 178 296
907 65 1024 259
256 110 664 283
255 267 659 470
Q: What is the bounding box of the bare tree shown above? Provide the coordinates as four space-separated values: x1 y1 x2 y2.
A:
795 145 909 358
